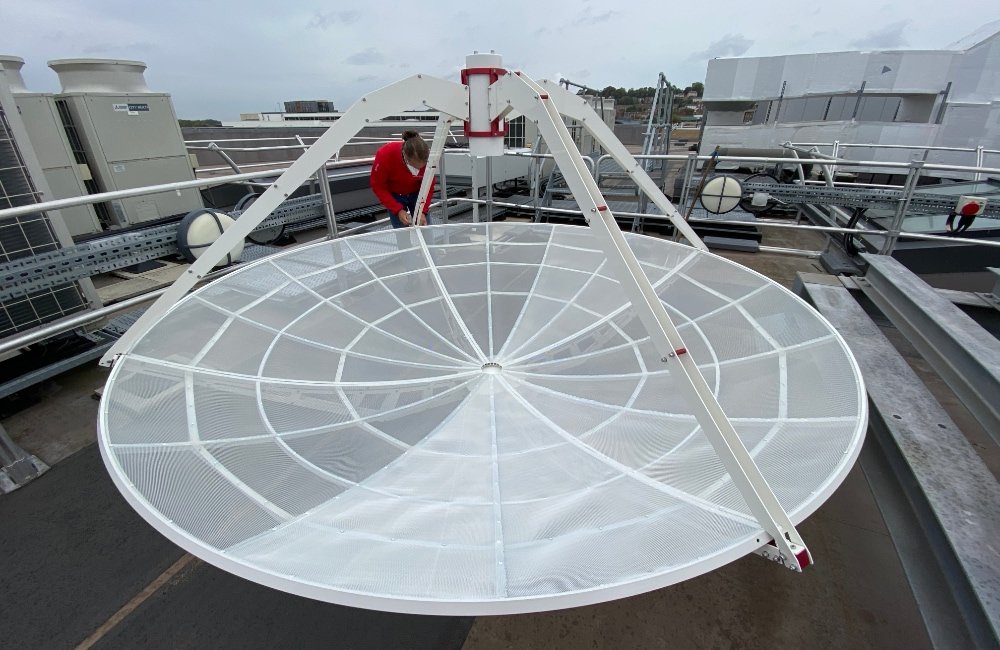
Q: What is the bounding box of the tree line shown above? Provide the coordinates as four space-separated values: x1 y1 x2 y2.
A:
594 82 703 104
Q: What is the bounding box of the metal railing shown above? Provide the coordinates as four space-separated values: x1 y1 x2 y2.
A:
790 140 1000 181
2 149 997 353
186 130 464 174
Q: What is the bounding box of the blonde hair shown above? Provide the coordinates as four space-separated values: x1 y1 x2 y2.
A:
401 130 429 164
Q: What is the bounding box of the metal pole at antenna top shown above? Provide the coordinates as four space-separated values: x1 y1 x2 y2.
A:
439 149 449 222
486 155 494 222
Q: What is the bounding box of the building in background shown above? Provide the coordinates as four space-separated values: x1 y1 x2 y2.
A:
700 22 1000 176
283 100 335 113
229 95 617 154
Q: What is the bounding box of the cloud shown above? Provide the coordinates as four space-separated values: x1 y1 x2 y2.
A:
571 7 622 27
355 74 379 83
849 20 909 48
308 10 362 29
686 33 754 61
345 48 385 65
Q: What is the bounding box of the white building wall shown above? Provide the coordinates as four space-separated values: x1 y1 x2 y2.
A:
948 34 1000 102
701 28 1000 177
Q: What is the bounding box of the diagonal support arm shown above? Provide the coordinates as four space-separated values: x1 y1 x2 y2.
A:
494 71 811 571
535 79 707 251
100 75 468 366
414 116 455 225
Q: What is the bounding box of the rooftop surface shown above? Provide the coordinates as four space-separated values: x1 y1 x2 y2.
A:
6 213 991 648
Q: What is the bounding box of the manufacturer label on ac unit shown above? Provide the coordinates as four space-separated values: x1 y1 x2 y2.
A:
112 103 150 115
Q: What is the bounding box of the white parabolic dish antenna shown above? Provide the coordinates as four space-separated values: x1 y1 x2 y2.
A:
98 222 867 615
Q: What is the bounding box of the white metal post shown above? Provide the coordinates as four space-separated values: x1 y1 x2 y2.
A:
880 159 925 255
438 149 449 222
679 151 698 216
317 166 338 239
471 156 480 223
486 156 494 222
414 116 454 226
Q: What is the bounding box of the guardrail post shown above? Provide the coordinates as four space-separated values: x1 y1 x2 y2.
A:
679 150 697 210
975 145 985 182
636 154 650 227
317 166 339 239
830 140 841 180
880 158 924 255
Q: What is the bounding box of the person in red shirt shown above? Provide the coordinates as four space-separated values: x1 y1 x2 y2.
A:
370 130 436 228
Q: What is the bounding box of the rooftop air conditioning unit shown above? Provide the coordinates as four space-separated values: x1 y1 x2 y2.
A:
48 58 203 227
0 56 99 341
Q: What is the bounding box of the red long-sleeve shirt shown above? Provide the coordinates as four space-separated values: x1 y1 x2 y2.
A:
369 141 435 214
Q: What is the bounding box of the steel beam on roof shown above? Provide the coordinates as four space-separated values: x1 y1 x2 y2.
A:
796 272 1000 648
857 253 1000 441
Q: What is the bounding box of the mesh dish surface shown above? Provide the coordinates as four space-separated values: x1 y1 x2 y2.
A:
99 222 866 614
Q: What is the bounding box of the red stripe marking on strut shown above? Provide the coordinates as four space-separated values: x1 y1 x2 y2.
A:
597 205 608 211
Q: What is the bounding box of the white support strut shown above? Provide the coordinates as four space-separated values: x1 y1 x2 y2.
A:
100 75 468 366
493 71 811 571
535 79 707 251
414 116 455 225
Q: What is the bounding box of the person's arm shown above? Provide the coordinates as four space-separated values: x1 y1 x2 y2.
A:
370 148 403 214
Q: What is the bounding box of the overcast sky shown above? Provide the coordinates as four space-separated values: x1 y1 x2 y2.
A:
2 0 998 120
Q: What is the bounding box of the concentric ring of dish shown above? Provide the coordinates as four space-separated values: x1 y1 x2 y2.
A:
99 222 865 614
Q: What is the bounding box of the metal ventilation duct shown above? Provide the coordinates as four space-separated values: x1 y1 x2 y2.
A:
47 58 150 94
0 56 28 93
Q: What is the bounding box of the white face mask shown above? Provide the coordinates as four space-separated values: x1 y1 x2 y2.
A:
406 162 421 176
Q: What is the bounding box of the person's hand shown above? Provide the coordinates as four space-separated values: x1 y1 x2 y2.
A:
398 209 411 226
417 212 427 226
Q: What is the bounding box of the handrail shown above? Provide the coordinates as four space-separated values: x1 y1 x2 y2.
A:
4 149 996 225
0 158 374 220
4 139 997 355
188 140 397 152
185 136 323 144
792 142 1000 155
444 196 1000 249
